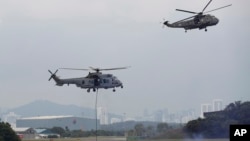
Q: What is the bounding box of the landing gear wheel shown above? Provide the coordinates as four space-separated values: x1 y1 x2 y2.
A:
113 89 116 92
93 88 96 92
87 89 90 93
121 85 123 88
205 28 207 32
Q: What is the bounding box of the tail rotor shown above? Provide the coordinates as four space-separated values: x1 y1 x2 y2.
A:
48 69 58 81
160 18 168 28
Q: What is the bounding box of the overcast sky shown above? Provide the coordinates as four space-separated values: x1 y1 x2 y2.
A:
0 0 249 117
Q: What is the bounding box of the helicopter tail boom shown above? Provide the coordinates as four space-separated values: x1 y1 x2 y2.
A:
164 21 183 28
163 21 174 27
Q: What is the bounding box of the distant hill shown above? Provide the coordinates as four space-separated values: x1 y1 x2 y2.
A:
7 100 95 118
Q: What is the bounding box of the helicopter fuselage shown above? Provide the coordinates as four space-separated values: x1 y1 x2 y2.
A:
50 72 123 92
164 14 219 32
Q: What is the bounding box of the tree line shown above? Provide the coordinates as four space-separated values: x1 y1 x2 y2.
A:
184 101 250 138
1 101 249 140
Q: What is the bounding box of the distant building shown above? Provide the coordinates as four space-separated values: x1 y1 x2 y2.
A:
16 115 99 131
154 110 164 122
2 112 20 127
213 99 223 111
110 117 122 124
201 104 212 118
13 127 36 139
98 107 108 125
35 128 60 138
13 127 60 139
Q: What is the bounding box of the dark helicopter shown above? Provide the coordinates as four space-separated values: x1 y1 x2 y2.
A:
163 0 232 32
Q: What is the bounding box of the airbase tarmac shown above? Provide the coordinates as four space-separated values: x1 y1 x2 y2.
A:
23 136 229 141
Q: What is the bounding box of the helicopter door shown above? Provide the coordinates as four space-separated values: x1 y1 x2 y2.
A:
94 78 100 86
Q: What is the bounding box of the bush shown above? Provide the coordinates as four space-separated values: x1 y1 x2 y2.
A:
0 122 21 141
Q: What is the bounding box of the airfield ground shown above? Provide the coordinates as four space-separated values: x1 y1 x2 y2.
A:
23 136 229 141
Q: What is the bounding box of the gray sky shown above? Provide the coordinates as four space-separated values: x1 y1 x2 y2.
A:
1 0 249 117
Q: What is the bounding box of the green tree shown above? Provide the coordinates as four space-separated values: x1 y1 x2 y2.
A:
157 123 169 133
0 122 20 141
184 101 250 138
134 123 145 136
145 125 155 137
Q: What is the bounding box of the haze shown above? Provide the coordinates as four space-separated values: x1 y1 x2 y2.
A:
0 0 249 117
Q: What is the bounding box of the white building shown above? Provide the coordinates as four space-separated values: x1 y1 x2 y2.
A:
213 99 223 111
16 115 98 131
110 117 122 124
2 112 20 127
97 107 108 125
200 104 212 118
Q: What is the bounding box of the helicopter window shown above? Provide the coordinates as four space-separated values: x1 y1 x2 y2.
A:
82 80 85 84
103 79 109 83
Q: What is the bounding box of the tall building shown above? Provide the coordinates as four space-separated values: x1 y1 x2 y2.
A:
2 112 20 127
201 104 212 118
97 107 108 125
213 99 223 111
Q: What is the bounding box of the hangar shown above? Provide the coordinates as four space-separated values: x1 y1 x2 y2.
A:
16 115 99 131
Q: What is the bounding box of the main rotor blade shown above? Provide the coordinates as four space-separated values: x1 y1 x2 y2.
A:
89 66 130 71
59 68 89 71
204 4 232 14
60 66 130 72
202 0 213 12
173 15 196 24
176 9 197 14
99 66 131 71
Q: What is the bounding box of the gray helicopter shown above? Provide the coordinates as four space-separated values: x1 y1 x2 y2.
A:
48 67 129 92
163 0 232 32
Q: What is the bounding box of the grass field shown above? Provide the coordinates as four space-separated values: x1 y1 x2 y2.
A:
22 136 229 141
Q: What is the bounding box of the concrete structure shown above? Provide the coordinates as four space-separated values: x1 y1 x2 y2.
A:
16 115 99 131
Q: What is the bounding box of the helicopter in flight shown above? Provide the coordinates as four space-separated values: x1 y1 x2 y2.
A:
163 0 232 32
48 66 129 92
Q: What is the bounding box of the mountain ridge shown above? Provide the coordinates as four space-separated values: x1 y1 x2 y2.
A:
6 100 95 118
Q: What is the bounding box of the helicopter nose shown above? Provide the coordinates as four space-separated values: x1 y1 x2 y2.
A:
215 18 219 24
